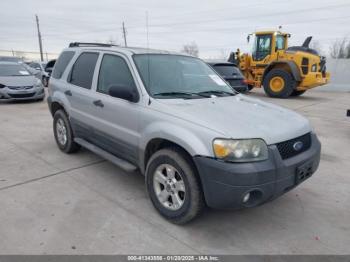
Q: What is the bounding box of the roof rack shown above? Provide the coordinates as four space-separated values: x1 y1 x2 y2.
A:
68 42 119 48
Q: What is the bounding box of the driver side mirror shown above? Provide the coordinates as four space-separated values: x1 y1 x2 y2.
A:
108 85 139 102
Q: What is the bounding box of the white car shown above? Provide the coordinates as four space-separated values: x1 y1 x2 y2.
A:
28 61 50 87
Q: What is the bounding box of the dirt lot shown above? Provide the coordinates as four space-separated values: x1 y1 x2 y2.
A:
0 88 349 254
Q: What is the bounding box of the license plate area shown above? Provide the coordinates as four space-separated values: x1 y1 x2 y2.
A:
296 161 313 184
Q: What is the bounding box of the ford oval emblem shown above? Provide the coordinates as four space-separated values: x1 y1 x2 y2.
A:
293 141 303 151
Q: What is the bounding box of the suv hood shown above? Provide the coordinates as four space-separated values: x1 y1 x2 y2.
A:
0 75 37 87
154 94 311 145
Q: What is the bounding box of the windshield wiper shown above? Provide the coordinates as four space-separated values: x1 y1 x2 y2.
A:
197 90 236 97
153 91 208 99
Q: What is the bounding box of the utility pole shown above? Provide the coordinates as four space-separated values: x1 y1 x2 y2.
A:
35 15 44 61
122 22 127 47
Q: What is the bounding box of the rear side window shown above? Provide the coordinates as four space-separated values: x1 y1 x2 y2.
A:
68 52 99 89
52 51 75 79
97 54 136 94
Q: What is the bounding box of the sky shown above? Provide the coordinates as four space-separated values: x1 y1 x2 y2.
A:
1 0 350 59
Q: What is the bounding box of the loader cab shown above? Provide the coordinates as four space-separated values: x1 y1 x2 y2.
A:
250 31 289 62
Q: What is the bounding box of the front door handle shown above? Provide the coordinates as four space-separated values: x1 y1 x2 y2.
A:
93 99 104 108
64 90 72 96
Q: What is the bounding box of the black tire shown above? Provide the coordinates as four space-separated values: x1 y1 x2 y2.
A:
247 84 254 91
146 148 205 224
291 90 306 97
53 110 80 154
263 69 297 98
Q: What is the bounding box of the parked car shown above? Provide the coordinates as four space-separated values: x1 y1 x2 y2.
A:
45 59 56 77
48 43 321 224
28 61 50 87
207 61 248 93
0 56 23 63
0 62 45 101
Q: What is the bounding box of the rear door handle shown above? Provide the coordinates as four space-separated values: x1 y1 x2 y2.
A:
64 90 72 96
93 99 104 108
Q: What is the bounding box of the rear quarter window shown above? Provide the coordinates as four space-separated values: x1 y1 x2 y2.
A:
52 51 75 79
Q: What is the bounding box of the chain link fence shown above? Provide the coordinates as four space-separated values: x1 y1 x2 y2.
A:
0 49 59 62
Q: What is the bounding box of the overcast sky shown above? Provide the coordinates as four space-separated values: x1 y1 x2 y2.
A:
1 0 350 58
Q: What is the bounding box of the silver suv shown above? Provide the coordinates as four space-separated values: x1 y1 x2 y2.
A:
48 43 321 224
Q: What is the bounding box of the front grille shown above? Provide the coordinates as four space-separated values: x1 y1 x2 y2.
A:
301 57 309 75
276 133 311 160
9 93 35 98
7 86 33 90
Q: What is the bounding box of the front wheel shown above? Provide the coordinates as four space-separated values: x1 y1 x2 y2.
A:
146 148 205 224
291 90 306 97
263 69 297 98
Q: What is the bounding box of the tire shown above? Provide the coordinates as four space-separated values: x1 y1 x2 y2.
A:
291 90 306 97
146 148 205 224
247 84 254 91
263 69 297 98
53 110 80 153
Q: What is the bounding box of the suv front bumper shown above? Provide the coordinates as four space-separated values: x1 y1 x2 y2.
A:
193 133 321 209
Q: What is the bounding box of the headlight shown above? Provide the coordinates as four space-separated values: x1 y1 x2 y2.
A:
311 64 317 72
213 138 268 162
34 79 42 87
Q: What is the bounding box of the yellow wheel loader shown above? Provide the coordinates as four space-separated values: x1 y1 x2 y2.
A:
229 31 330 98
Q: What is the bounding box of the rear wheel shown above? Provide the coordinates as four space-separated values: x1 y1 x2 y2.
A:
263 69 296 98
146 148 204 224
247 84 254 91
291 90 306 97
53 110 80 153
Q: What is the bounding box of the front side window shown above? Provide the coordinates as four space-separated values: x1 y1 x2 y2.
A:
252 35 272 61
52 51 75 79
97 54 136 95
68 52 99 89
133 54 234 99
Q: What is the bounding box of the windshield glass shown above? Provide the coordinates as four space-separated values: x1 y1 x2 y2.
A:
133 54 235 98
212 65 243 77
0 64 31 76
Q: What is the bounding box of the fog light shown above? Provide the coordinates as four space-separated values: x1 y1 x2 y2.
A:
242 192 250 203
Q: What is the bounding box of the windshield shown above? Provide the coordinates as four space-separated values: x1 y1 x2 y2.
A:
212 65 243 77
133 54 235 98
0 64 31 76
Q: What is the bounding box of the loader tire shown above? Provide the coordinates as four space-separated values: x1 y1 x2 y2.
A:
263 69 296 98
291 90 306 97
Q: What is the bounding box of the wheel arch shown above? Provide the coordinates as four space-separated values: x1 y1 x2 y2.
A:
48 92 71 117
263 61 301 82
139 123 212 175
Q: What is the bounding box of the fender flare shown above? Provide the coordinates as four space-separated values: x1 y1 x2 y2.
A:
138 122 212 174
263 60 301 82
48 91 72 117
